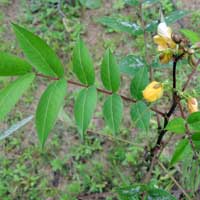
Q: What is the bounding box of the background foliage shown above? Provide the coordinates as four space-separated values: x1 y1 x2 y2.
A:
0 0 200 199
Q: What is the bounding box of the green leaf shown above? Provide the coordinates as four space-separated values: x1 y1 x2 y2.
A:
12 23 64 77
117 184 147 200
0 73 35 121
192 133 200 150
130 67 148 100
101 49 120 92
74 86 97 140
171 139 190 165
180 29 200 44
165 117 186 134
119 55 146 76
97 16 143 36
142 0 160 6
103 94 123 134
0 52 32 76
165 10 190 25
117 185 176 200
72 37 95 85
187 112 200 132
147 188 177 200
124 0 139 6
146 10 190 32
0 115 33 141
36 78 67 147
79 0 101 9
130 101 151 132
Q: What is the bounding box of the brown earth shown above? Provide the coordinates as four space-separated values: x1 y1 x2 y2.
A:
0 0 200 199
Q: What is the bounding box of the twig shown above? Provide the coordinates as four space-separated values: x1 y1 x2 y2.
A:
157 133 174 158
87 130 144 148
170 0 184 28
179 59 200 159
150 55 183 155
177 100 185 119
36 73 59 80
78 192 114 200
182 59 200 92
158 161 192 200
146 54 198 185
35 73 165 117
144 153 158 183
146 54 184 182
139 1 153 81
57 0 66 18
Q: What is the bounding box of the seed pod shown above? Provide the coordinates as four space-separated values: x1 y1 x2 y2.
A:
192 42 200 49
187 48 195 55
188 55 198 67
187 97 198 113
171 32 182 44
142 81 163 102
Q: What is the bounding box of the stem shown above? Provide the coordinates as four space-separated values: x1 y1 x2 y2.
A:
87 130 144 148
158 161 192 200
182 59 200 92
57 0 66 18
152 56 180 151
148 54 185 170
146 54 199 182
177 102 198 158
139 1 153 81
35 73 165 117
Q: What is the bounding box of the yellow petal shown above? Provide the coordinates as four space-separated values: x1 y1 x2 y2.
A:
187 98 198 113
143 81 163 102
159 53 172 64
153 35 166 45
154 35 176 51
165 37 176 49
158 44 168 51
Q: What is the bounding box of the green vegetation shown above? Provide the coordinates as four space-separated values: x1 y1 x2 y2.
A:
1 0 200 199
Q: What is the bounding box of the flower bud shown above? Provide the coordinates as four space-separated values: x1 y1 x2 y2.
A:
188 55 198 67
187 48 195 55
157 22 172 38
142 81 163 102
171 32 182 44
187 98 198 113
153 22 176 64
192 42 200 49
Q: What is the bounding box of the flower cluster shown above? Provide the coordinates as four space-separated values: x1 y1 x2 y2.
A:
142 22 199 114
142 81 163 102
153 22 176 64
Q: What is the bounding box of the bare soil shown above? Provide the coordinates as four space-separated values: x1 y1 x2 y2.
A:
0 0 200 199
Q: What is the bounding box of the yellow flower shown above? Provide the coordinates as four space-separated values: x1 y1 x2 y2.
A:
142 81 163 102
153 22 176 64
187 98 198 113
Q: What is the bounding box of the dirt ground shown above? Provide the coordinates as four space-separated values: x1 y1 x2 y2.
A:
0 0 200 199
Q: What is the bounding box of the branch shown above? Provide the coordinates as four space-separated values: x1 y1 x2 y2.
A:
35 73 165 117
139 1 153 81
78 192 114 200
158 161 192 200
57 0 66 18
87 130 144 148
151 55 182 152
147 54 185 177
177 102 198 158
182 59 200 91
147 53 198 181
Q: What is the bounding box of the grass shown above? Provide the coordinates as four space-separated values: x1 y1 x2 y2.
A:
1 0 200 199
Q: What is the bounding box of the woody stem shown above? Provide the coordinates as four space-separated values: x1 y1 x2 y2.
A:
35 73 165 117
149 54 184 160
